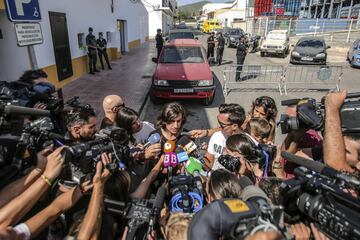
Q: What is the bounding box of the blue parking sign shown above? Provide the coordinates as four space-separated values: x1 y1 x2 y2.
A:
5 0 41 22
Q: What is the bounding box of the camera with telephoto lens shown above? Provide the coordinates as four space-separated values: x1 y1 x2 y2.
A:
169 174 204 213
60 127 131 184
278 92 360 134
280 166 360 240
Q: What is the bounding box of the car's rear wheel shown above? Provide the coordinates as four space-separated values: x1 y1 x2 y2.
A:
149 91 162 105
261 52 265 57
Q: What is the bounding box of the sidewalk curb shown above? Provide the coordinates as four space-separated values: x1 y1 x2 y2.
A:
139 89 150 119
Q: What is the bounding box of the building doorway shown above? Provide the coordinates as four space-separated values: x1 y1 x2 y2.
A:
49 12 73 81
117 19 127 53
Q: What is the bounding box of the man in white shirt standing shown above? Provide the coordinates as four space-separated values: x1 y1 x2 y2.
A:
205 104 246 171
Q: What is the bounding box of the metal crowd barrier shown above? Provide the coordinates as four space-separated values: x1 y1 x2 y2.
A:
282 65 342 95
222 65 285 96
222 65 343 96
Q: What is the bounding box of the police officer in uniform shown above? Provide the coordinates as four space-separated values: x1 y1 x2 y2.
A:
97 33 112 70
216 32 225 66
155 29 164 59
86 27 99 74
207 32 215 62
235 36 248 81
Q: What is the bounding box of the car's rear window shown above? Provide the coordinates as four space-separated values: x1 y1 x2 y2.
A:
160 46 204 63
169 32 194 40
297 40 324 48
230 29 241 35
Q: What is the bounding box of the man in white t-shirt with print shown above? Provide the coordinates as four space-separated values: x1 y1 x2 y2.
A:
205 103 246 171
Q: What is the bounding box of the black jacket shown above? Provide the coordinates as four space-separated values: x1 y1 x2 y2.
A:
155 33 164 48
236 43 248 57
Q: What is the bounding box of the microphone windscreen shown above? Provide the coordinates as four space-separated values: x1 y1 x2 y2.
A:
5 105 50 117
148 133 161 145
281 151 324 173
239 176 254 189
154 186 166 211
240 185 270 203
177 135 191 146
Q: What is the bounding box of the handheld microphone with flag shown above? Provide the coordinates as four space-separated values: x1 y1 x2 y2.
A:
177 135 206 164
186 157 205 192
175 146 189 163
163 140 178 169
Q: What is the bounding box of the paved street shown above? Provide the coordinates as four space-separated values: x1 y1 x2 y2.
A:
141 31 360 144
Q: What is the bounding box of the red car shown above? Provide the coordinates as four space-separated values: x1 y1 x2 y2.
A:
151 39 215 105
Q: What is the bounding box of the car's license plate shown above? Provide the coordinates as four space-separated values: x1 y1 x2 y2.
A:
302 57 313 61
174 88 194 93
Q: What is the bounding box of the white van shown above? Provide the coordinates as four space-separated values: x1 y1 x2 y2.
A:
260 30 290 58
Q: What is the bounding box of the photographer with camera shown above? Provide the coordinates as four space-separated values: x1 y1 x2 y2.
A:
324 91 359 173
65 106 97 143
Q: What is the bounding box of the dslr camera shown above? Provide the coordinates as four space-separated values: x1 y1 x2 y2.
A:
278 92 360 134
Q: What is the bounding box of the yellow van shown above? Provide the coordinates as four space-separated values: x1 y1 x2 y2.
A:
202 20 221 33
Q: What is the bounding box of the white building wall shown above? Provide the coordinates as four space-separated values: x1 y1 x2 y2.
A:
0 0 149 82
0 11 29 82
216 10 246 27
144 0 176 38
33 0 116 69
202 3 233 15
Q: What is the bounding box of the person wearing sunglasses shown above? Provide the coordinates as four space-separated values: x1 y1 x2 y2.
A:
204 103 246 171
101 94 124 129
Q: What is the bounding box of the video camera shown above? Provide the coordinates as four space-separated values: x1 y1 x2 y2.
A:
168 174 204 213
104 186 166 240
188 176 284 240
60 127 131 184
280 152 360 240
278 92 360 134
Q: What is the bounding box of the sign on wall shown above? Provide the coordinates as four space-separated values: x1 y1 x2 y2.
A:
5 0 41 22
14 22 43 46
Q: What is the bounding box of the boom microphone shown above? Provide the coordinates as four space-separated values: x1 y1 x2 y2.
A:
0 103 50 117
281 151 360 185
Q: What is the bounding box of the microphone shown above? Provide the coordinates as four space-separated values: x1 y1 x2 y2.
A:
148 186 167 233
186 157 203 175
143 133 161 148
177 135 206 164
281 151 360 185
186 157 204 193
153 186 166 215
240 177 272 207
163 140 176 153
177 136 197 155
175 146 189 163
0 103 50 117
239 175 254 189
163 140 178 168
